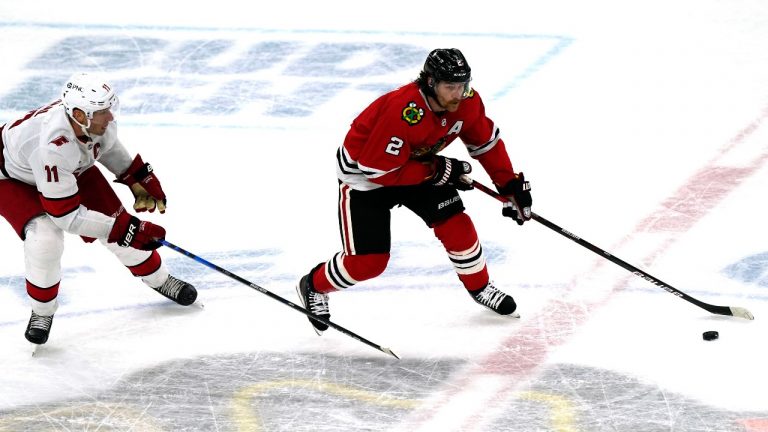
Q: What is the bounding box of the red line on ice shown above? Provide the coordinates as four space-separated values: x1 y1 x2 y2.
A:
407 105 768 431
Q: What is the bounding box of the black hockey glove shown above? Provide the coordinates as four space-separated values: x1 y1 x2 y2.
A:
429 156 473 190
497 173 532 225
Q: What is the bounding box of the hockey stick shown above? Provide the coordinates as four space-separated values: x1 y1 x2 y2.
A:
467 178 754 320
159 240 400 358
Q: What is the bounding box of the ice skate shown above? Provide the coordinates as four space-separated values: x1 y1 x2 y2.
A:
296 270 330 335
153 275 197 306
25 311 54 345
469 282 520 317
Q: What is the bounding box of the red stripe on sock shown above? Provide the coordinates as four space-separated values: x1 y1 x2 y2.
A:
127 250 162 277
26 280 59 303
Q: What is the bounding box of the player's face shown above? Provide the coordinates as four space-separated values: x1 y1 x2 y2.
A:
434 81 470 112
87 108 114 136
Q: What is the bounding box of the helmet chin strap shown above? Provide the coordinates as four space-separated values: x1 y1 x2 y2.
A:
70 113 93 140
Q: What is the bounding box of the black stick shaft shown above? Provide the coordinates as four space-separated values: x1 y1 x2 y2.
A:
160 240 399 358
470 179 746 318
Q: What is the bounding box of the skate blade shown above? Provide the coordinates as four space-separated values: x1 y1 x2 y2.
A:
30 343 43 357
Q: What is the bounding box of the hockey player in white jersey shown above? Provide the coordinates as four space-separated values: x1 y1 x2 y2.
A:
0 72 197 345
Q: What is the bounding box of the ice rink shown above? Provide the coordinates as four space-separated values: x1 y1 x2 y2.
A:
1 1 767 430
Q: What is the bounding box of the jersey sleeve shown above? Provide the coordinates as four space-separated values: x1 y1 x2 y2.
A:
32 135 115 239
458 91 517 186
475 138 516 187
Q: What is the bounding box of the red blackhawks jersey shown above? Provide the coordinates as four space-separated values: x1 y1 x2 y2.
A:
336 82 517 191
0 100 132 239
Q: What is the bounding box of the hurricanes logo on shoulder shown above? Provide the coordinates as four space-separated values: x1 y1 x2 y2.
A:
49 136 69 146
402 102 424 126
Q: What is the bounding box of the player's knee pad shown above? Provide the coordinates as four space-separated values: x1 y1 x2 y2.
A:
24 216 64 274
432 212 478 250
101 238 166 285
101 237 152 266
344 253 389 281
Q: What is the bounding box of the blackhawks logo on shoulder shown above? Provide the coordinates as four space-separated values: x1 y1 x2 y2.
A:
402 102 424 126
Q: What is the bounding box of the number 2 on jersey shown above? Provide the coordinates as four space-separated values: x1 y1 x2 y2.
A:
385 136 404 156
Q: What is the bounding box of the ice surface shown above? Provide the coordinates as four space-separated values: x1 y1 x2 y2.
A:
1 1 767 430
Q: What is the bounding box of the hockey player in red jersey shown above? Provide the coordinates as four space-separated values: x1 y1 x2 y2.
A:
296 48 533 334
0 72 197 345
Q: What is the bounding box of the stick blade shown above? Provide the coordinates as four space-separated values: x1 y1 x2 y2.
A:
730 306 754 320
382 347 400 359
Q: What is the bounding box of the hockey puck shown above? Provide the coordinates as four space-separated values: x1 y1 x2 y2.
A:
702 330 719 341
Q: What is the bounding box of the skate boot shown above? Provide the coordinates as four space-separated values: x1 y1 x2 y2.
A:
153 275 197 306
469 281 520 317
296 268 330 334
25 311 54 345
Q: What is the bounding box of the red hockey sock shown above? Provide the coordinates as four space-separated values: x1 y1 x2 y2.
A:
312 252 389 293
433 212 489 291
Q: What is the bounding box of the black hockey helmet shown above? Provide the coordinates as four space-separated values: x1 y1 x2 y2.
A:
417 48 472 99
423 48 471 83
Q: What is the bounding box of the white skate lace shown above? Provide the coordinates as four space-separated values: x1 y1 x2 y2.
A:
29 312 53 331
474 285 506 310
157 276 185 299
308 291 330 316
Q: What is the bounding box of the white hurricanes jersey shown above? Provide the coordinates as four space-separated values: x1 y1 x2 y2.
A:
0 100 133 239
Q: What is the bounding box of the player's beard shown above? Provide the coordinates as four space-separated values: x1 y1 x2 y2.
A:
432 93 462 112
443 99 461 112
